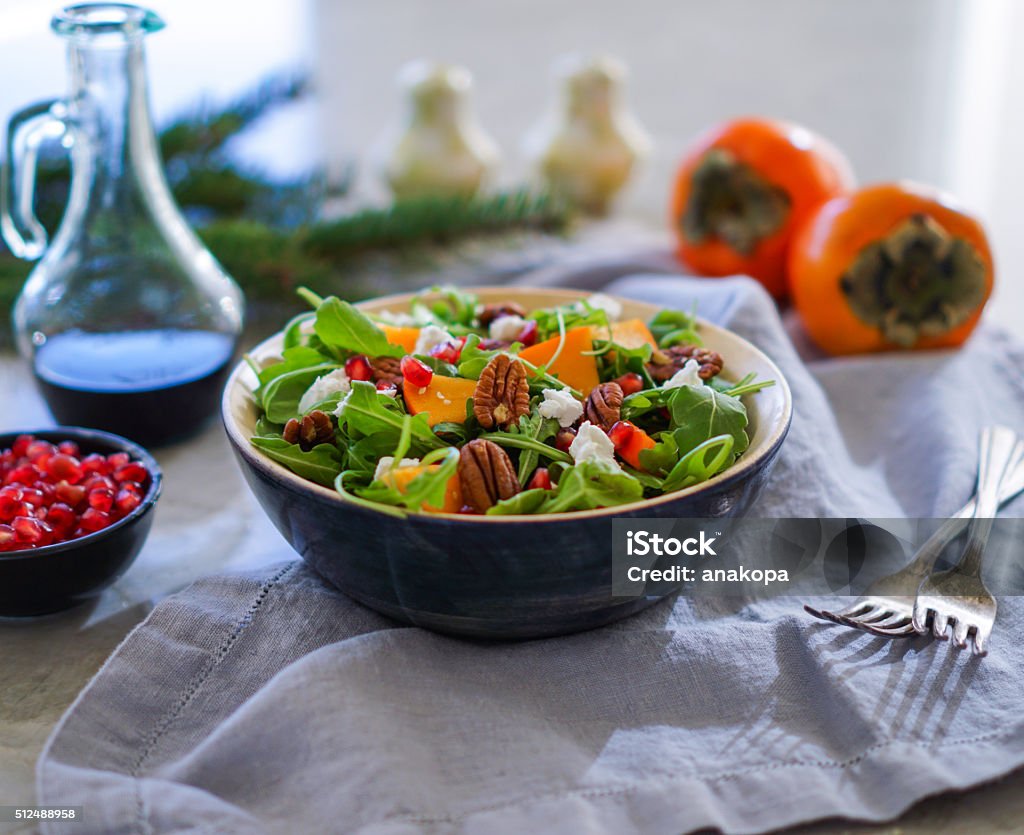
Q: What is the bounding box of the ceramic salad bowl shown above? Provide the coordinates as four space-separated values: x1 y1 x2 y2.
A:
222 287 792 639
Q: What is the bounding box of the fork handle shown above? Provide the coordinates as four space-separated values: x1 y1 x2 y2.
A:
959 427 1019 577
901 441 1024 580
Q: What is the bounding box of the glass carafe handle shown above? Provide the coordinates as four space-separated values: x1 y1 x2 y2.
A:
1 98 70 260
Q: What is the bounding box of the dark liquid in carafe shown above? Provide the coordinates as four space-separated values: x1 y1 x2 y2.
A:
33 329 237 447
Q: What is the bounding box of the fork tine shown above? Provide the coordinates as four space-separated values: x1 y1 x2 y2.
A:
852 609 895 625
912 604 929 634
973 625 991 657
803 604 833 621
835 601 874 619
951 620 970 649
932 610 951 640
865 621 918 637
862 612 910 630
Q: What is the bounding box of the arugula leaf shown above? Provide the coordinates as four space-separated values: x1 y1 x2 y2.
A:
457 334 502 380
637 433 680 476
282 311 315 350
477 431 572 464
411 284 479 328
262 362 339 423
314 296 404 357
355 447 460 512
649 308 702 347
540 461 644 513
336 381 443 451
667 384 749 458
250 437 344 487
662 434 735 492
487 489 551 515
508 411 559 486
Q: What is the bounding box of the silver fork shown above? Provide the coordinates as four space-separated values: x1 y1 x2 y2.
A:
805 434 1024 638
912 426 1022 656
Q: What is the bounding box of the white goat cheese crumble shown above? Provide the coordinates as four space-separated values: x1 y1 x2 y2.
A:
576 293 622 322
414 324 455 356
662 359 703 390
538 388 584 428
298 368 351 414
568 420 620 468
488 314 527 341
374 309 418 327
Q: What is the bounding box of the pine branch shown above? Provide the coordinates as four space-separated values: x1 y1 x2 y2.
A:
304 190 570 256
159 72 309 161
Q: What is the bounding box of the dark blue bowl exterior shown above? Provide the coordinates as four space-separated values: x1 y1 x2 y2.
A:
229 430 786 640
0 428 162 617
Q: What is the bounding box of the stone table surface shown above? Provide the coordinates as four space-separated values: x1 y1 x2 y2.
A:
1 355 1023 835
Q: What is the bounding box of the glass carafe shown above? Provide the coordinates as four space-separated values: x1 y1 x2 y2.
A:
1 3 244 446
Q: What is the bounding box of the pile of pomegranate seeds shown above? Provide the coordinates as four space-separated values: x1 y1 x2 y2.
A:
0 435 151 552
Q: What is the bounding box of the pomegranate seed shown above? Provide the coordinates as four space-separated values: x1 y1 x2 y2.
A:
55 481 87 508
615 373 645 396
26 440 56 461
81 454 109 475
5 464 39 486
527 468 553 490
11 502 33 519
79 508 112 533
88 489 114 513
400 355 433 388
45 453 83 483
113 462 148 484
608 420 637 452
554 428 577 452
515 320 538 347
0 436 150 550
84 474 116 492
115 489 142 515
46 502 76 534
375 380 398 395
344 354 373 382
13 516 52 546
428 337 466 364
20 488 45 508
107 452 130 470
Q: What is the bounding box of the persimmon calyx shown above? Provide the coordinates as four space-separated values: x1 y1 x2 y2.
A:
681 148 791 255
840 213 987 347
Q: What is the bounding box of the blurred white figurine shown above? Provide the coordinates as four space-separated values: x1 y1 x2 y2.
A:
527 55 651 215
382 61 499 199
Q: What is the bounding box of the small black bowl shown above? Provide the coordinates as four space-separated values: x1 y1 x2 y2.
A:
0 427 162 617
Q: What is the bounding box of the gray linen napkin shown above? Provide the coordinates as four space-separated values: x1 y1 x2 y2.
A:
38 274 1024 835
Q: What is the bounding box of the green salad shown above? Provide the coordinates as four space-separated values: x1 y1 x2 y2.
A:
247 286 773 516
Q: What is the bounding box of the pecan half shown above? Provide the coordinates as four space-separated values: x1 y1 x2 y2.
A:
458 439 520 512
477 301 527 328
583 382 624 430
647 345 724 382
473 354 530 430
283 409 334 451
370 356 403 388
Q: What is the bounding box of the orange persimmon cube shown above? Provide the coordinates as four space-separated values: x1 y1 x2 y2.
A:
379 325 420 353
380 465 462 513
517 326 600 395
593 318 658 351
618 425 657 470
403 376 477 426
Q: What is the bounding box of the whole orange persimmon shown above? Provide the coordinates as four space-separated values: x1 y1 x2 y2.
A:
670 117 854 298
789 182 993 355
